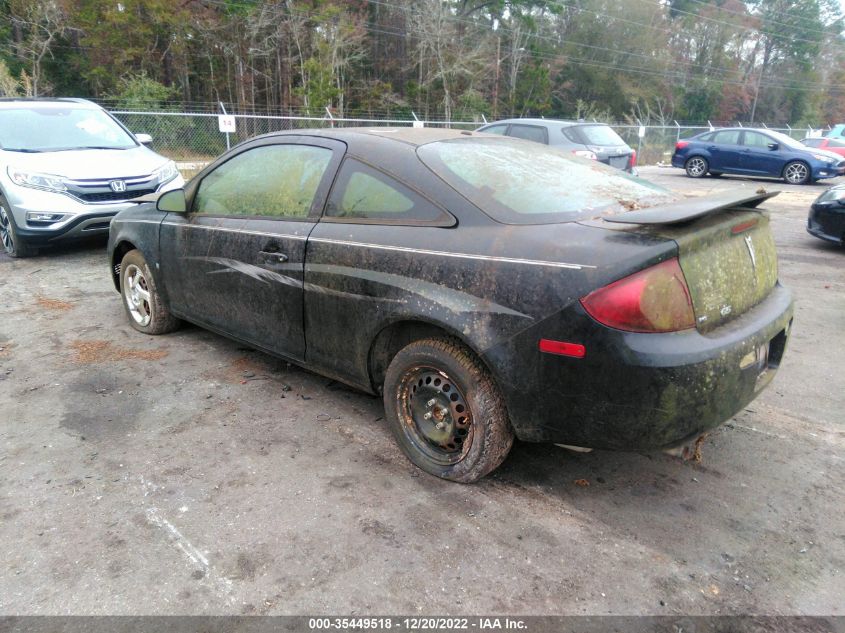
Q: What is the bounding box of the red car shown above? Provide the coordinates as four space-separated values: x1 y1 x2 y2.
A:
801 136 845 158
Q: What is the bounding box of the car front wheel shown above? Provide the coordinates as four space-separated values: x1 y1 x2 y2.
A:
120 249 179 335
783 161 810 185
685 156 709 178
0 196 35 258
383 337 514 483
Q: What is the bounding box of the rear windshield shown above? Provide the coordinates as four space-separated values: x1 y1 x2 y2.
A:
418 137 676 225
0 106 136 152
571 125 626 147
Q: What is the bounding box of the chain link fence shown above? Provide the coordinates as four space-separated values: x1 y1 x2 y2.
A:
109 110 829 178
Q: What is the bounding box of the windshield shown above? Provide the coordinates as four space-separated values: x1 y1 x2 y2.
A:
0 106 136 152
418 138 676 225
574 125 627 147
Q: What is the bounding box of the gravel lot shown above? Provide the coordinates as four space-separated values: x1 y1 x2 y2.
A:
0 166 843 616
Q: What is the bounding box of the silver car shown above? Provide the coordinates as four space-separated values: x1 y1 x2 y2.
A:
476 118 637 173
0 98 184 257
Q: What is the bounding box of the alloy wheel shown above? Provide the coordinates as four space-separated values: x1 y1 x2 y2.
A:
784 162 809 184
123 264 153 327
0 204 13 254
686 157 707 177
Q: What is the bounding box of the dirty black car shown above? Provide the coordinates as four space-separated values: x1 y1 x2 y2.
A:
107 129 793 482
807 184 845 245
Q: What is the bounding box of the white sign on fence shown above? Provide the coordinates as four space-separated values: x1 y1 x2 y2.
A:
412 120 424 129
218 115 236 133
638 125 646 138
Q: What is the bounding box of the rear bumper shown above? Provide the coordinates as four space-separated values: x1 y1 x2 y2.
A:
508 283 794 449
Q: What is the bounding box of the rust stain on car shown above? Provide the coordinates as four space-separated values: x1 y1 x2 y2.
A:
70 340 168 363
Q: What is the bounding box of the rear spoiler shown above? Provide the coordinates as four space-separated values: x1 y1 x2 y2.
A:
603 190 779 225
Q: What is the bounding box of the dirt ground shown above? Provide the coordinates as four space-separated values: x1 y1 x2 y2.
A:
0 166 843 616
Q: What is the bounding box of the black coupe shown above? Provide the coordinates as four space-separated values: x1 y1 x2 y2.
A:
108 128 793 482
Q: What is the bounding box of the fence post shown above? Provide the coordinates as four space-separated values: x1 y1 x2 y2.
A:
325 106 334 129
674 120 680 143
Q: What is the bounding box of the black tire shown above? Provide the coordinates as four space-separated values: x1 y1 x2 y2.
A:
684 156 709 178
119 249 179 335
709 171 723 177
383 337 514 483
0 194 36 258
783 161 810 185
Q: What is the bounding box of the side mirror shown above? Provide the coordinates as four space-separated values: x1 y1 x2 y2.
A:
767 142 779 151
156 189 187 213
135 133 153 146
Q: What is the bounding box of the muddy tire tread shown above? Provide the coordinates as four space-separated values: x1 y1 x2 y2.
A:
384 336 514 483
120 249 180 335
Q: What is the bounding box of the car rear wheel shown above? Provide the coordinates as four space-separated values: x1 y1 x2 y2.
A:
685 156 708 178
0 196 36 258
383 337 514 483
783 161 810 185
120 249 179 335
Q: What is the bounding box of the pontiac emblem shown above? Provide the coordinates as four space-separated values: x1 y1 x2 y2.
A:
110 180 127 193
744 234 757 270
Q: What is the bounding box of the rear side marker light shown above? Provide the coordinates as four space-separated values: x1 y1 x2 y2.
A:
731 219 759 234
539 339 586 358
580 258 696 333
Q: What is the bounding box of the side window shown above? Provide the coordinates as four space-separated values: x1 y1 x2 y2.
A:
326 159 450 224
713 130 741 145
562 127 581 143
481 124 508 135
829 138 845 148
742 131 772 148
507 124 547 144
802 138 822 148
697 132 714 142
193 144 332 218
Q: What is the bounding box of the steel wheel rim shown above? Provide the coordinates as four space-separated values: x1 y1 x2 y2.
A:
687 158 706 176
124 264 152 326
785 163 808 184
0 204 14 254
398 366 474 466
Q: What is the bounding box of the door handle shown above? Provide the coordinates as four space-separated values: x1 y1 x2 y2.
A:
258 250 288 263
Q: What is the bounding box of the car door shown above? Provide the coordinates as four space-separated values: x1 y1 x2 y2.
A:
740 130 783 176
158 136 344 360
705 129 743 172
304 156 457 388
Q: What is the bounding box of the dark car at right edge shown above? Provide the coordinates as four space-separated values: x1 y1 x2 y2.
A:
808 184 845 245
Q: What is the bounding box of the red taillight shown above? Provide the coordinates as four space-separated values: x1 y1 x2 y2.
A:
629 150 637 168
580 258 695 333
675 141 689 151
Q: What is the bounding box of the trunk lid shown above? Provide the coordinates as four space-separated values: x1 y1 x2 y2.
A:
595 190 779 332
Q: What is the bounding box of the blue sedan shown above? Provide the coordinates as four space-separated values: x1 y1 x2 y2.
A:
672 128 845 185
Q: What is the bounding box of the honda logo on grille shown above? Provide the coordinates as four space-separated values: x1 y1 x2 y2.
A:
110 180 127 193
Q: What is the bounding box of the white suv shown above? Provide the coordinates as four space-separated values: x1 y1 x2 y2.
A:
0 98 184 257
